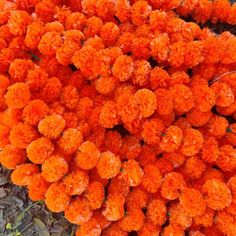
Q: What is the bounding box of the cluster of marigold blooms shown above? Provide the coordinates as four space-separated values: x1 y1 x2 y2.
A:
0 0 236 235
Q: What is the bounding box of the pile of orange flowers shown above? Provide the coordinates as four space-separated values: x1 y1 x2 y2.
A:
0 0 236 235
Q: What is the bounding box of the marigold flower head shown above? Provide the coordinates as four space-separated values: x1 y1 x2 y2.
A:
11 163 39 186
104 130 122 155
228 176 236 204
28 174 50 201
96 151 121 179
141 164 162 193
126 187 148 210
202 179 232 210
100 22 120 47
45 182 70 213
207 115 229 138
95 76 116 95
6 82 31 109
217 145 236 172
76 217 102 236
138 221 161 236
162 224 184 236
163 151 186 169
103 193 125 221
63 168 89 196
0 144 26 170
187 108 212 127
38 114 65 140
194 207 215 228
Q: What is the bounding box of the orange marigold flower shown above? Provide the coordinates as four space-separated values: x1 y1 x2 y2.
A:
201 137 220 164
207 115 229 138
6 82 31 109
149 10 167 31
134 88 157 118
84 181 105 210
141 164 162 193
228 176 236 204
132 60 151 86
11 163 39 186
120 159 144 187
169 204 192 229
104 130 122 155
192 0 213 24
131 1 152 26
194 207 215 227
184 155 207 179
119 208 145 232
142 118 165 145
96 151 121 179
22 100 49 126
161 172 186 200
180 188 206 217
38 32 62 56
99 101 119 128
84 16 103 38
160 125 183 152
75 141 100 170
102 222 127 236
211 82 234 107
103 193 125 221
147 199 167 226
168 41 186 68
212 0 231 23
186 108 212 127
38 114 65 140
42 155 68 182
27 137 54 164
57 128 83 155
63 168 89 195
155 88 174 115
76 217 102 236
45 182 70 213
0 145 26 170
162 224 184 236
115 0 131 23
163 151 186 169
10 122 38 149
95 76 116 95
202 179 232 210
180 128 204 156
112 55 134 82
217 145 236 172
126 188 148 210
131 37 151 60
28 174 50 201
171 84 194 115
0 123 10 148
8 10 32 36
100 22 120 47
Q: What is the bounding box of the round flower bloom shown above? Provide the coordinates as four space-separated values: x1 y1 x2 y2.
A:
207 115 229 138
161 172 186 200
84 181 105 210
160 125 183 152
131 1 152 26
217 145 236 172
0 145 26 170
0 124 10 148
75 141 101 170
102 193 125 221
201 137 220 164
132 60 151 86
141 164 162 193
168 41 186 68
180 188 206 217
57 128 83 155
84 16 103 38
155 88 174 115
134 89 157 118
186 108 212 127
147 199 167 226
26 67 47 91
119 208 145 232
202 179 232 210
60 86 80 110
100 22 120 46
8 10 32 36
38 31 62 56
9 59 34 83
119 159 144 187
180 128 204 156
99 101 119 128
163 151 186 169
95 76 116 95
63 169 89 196
41 155 68 182
228 176 236 204
22 100 49 126
169 204 193 230
6 83 31 109
10 122 38 149
211 82 234 107
76 218 102 236
162 224 184 236
184 155 207 179
171 84 194 115
38 114 65 140
112 55 134 82
27 137 54 164
142 118 165 145
126 188 148 210
11 163 39 186
138 221 161 236
96 151 121 179
65 197 92 225
28 174 50 201
115 0 131 23
194 207 215 227
45 182 70 213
